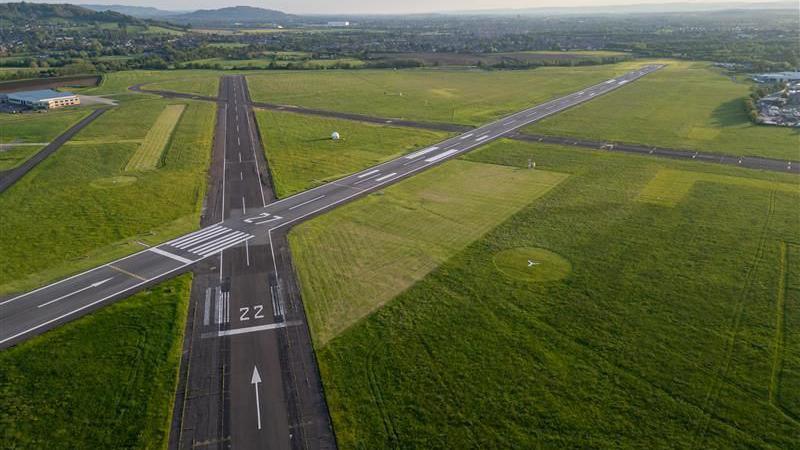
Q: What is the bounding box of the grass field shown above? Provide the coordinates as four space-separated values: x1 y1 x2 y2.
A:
186 57 365 69
525 61 800 160
0 109 92 170
126 104 186 171
290 160 568 344
246 61 649 125
254 109 451 197
0 275 191 448
291 139 800 447
85 70 221 97
0 96 214 295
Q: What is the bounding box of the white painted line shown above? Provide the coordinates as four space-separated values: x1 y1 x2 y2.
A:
254 215 282 225
150 247 194 264
209 320 302 337
191 231 248 255
174 227 230 249
252 367 263 430
502 120 515 126
245 239 250 266
459 133 474 140
425 148 460 163
237 136 240 146
215 290 223 324
238 152 242 163
204 288 211 326
242 196 246 214
196 234 253 257
168 225 222 247
240 171 243 180
224 292 230 323
37 277 113 308
354 173 382 185
356 169 380 178
476 134 490 142
404 146 439 159
375 172 397 182
288 195 325 211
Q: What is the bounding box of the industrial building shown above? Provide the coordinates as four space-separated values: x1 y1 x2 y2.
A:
1 89 80 110
752 71 800 84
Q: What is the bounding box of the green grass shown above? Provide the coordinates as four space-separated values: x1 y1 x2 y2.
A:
0 97 214 295
86 70 222 97
292 138 800 447
290 159 567 344
126 104 185 171
0 275 192 449
254 109 452 197
525 61 800 160
0 109 92 170
187 57 364 69
246 61 651 126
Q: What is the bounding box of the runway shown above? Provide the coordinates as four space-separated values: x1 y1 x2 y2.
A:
0 64 663 351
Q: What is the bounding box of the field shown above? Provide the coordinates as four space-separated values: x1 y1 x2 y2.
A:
85 70 222 97
291 139 800 447
0 109 91 170
525 61 800 160
126 104 186 171
186 57 364 69
0 96 214 295
369 50 630 67
254 109 451 197
290 160 567 344
245 61 649 125
0 275 191 448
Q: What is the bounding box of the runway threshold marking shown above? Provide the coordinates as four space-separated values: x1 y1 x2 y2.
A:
150 247 194 264
108 264 147 281
201 320 302 338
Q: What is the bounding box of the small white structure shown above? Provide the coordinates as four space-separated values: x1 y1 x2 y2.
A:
331 131 340 140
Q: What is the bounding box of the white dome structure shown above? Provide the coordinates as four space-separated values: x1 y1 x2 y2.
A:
331 131 340 140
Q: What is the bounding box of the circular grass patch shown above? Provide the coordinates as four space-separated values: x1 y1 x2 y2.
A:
90 176 138 189
493 247 571 283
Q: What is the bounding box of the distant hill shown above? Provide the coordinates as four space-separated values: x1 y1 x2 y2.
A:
165 6 298 26
0 2 139 23
83 4 182 19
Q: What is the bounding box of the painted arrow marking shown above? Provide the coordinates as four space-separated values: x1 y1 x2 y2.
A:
527 260 540 267
251 366 263 430
38 277 113 308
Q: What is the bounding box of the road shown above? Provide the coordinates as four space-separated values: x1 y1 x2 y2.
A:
0 108 108 193
0 64 664 350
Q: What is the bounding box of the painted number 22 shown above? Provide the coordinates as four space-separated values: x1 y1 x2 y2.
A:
239 304 265 321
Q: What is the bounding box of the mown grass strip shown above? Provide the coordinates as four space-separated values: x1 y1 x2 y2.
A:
125 104 185 171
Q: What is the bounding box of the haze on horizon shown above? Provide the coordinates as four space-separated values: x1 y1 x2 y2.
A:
19 0 785 15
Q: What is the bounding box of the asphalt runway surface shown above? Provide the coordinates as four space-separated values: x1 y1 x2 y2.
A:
1 65 664 448
0 108 107 193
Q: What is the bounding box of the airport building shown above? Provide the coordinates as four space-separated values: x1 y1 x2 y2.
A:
1 89 80 109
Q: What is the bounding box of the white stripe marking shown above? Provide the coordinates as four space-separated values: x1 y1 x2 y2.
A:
190 231 248 255
168 225 222 246
357 169 380 178
206 321 302 338
374 172 397 182
404 146 439 159
150 247 194 264
288 195 325 210
174 227 230 249
476 134 490 142
459 133 474 140
425 148 460 163
196 234 252 257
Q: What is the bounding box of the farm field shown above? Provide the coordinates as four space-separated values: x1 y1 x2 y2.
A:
0 97 214 295
0 276 191 448
245 61 651 125
289 159 567 344
370 50 630 67
291 140 800 447
525 61 800 160
254 109 451 197
0 109 92 170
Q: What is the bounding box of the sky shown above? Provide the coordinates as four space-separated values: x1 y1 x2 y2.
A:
28 0 781 15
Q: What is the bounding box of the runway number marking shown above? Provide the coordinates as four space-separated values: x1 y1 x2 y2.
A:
239 304 265 322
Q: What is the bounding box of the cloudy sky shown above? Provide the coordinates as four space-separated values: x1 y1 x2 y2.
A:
31 0 779 14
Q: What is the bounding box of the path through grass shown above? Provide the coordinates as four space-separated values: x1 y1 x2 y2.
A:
126 104 186 171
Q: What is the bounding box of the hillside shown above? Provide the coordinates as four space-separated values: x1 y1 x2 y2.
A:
0 2 138 23
83 4 180 19
165 6 297 26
